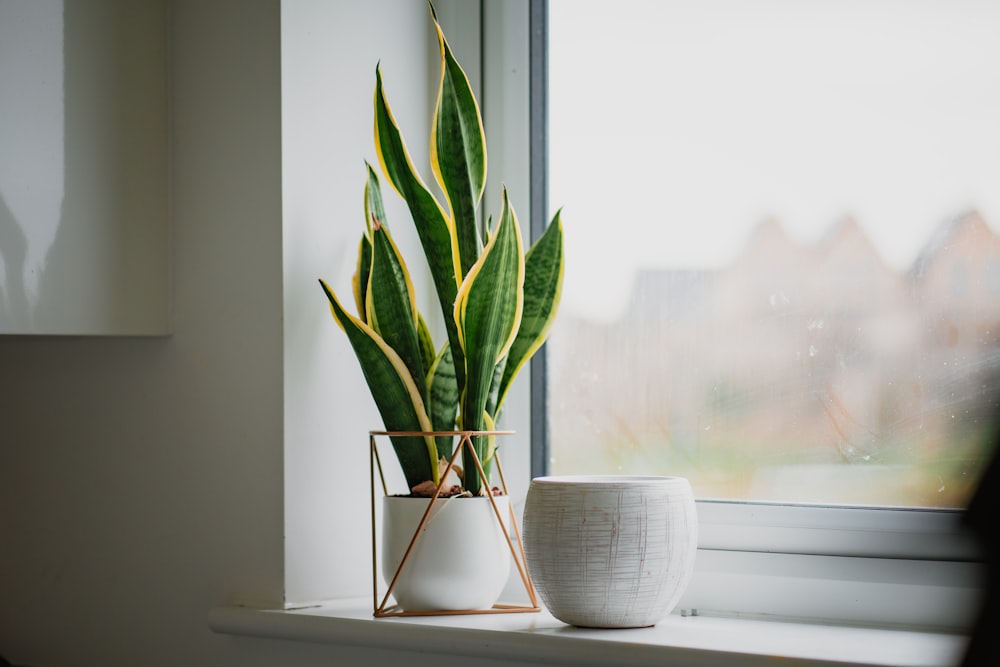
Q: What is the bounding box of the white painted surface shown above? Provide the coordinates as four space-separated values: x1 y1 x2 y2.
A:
479 0 535 505
682 549 983 631
0 0 285 664
209 598 970 667
0 0 169 335
696 501 978 559
280 0 437 605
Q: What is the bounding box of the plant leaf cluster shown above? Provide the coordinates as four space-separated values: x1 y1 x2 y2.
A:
320 4 564 496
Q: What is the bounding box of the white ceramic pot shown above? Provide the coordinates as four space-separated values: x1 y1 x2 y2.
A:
522 475 697 628
382 495 511 611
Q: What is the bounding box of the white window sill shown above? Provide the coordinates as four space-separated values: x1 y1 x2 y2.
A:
208 598 968 667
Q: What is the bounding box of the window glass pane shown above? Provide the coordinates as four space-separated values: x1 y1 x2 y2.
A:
547 0 1000 507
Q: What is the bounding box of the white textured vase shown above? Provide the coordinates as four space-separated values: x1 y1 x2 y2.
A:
382 495 511 611
522 475 697 628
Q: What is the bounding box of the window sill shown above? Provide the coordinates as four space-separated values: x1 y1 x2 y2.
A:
208 598 968 667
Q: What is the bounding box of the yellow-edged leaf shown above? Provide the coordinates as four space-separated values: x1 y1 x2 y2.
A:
373 65 466 389
429 7 486 278
453 188 525 493
366 221 428 401
319 279 437 488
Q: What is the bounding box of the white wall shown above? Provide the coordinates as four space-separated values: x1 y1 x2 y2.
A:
0 1 541 664
0 0 341 664
0 0 284 663
281 0 536 607
281 0 438 605
0 0 169 335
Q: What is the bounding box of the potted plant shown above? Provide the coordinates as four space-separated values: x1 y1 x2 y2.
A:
319 4 564 613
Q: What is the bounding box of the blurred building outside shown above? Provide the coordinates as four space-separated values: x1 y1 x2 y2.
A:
549 211 1000 507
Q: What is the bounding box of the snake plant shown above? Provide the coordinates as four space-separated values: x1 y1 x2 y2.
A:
319 4 564 497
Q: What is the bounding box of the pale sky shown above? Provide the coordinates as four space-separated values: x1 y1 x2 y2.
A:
549 0 1000 321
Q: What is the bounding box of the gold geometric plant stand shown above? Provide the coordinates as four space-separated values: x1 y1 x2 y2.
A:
369 430 540 617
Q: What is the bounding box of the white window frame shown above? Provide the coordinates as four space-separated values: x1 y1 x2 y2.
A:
473 0 985 632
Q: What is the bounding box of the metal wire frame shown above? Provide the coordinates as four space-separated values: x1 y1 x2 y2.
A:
369 430 540 617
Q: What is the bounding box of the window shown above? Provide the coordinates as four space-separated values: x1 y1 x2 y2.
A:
549 0 1000 507
521 0 989 627
281 0 987 627
544 0 999 510
243 1 986 644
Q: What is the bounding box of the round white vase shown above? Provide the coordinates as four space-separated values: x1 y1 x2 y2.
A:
522 475 697 628
382 495 511 611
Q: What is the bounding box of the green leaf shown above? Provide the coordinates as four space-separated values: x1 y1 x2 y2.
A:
427 344 458 462
366 222 428 401
484 355 506 427
373 65 466 389
416 312 436 376
495 209 565 414
454 188 525 493
352 232 372 322
364 162 388 229
319 279 437 489
354 165 387 321
430 10 485 278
